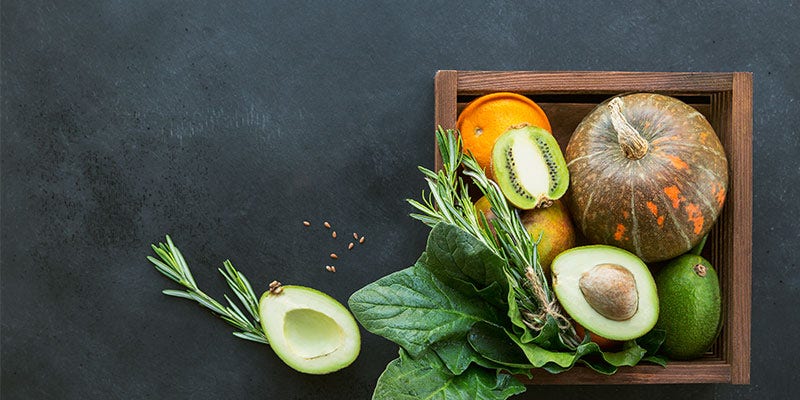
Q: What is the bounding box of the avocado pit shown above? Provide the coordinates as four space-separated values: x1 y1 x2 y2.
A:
578 263 639 321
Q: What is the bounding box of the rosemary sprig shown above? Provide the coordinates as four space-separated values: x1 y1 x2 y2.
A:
408 127 579 347
147 236 269 344
408 128 496 251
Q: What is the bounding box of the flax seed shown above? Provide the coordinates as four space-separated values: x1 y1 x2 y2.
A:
269 280 280 289
332 231 337 238
330 253 338 259
303 221 311 227
348 242 354 250
353 232 358 240
325 265 332 272
324 221 331 229
273 286 283 294
330 266 336 273
359 236 365 244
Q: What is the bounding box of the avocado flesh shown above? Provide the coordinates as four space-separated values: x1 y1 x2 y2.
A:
284 308 344 359
552 245 658 341
260 285 360 374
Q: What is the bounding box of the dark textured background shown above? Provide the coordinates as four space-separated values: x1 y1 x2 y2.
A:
2 1 798 399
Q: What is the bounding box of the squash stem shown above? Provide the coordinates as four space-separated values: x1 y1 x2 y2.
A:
608 97 649 160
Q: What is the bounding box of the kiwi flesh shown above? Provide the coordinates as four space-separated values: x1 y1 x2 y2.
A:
491 125 569 209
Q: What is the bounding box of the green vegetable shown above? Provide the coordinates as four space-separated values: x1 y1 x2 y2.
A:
466 322 532 373
373 348 526 400
348 250 504 358
431 336 530 377
350 129 665 399
352 222 659 397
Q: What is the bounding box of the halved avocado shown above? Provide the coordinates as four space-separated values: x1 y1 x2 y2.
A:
259 285 360 374
551 245 658 341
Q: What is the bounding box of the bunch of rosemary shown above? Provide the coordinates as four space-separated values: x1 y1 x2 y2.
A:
408 127 580 348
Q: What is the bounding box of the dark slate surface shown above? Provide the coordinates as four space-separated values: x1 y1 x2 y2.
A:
1 1 797 399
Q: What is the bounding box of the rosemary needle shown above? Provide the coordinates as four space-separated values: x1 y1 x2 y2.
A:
147 236 269 344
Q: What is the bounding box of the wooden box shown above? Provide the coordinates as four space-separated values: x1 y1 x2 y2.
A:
434 70 752 384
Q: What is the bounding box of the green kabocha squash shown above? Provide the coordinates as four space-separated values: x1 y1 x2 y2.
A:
565 93 728 262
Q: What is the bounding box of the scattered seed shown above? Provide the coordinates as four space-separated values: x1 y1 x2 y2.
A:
348 242 354 250
325 265 333 272
269 280 280 289
302 221 311 227
272 286 283 294
329 266 336 273
324 221 331 228
353 232 359 240
330 253 338 259
359 236 365 244
332 231 337 238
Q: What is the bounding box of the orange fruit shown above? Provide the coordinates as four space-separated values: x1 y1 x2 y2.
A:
456 92 552 171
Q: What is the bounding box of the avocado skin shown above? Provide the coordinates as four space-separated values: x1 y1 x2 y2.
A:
654 254 722 360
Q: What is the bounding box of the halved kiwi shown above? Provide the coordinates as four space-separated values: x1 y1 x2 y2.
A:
491 125 569 209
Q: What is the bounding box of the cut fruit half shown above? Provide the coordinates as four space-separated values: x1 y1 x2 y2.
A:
260 285 360 374
551 245 658 341
491 125 569 209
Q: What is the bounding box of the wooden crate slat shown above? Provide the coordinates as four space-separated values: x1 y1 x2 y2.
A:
525 363 731 385
710 89 732 364
456 71 735 94
729 72 753 384
434 70 458 168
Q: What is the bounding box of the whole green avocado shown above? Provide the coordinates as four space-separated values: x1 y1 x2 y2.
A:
654 254 722 360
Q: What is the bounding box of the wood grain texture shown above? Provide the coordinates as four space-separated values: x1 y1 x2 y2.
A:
710 89 733 366
434 70 458 168
456 71 735 95
524 362 731 385
729 72 753 384
433 70 752 385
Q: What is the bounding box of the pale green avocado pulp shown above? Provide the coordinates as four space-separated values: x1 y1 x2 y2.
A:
284 308 344 359
551 245 659 341
260 285 360 374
